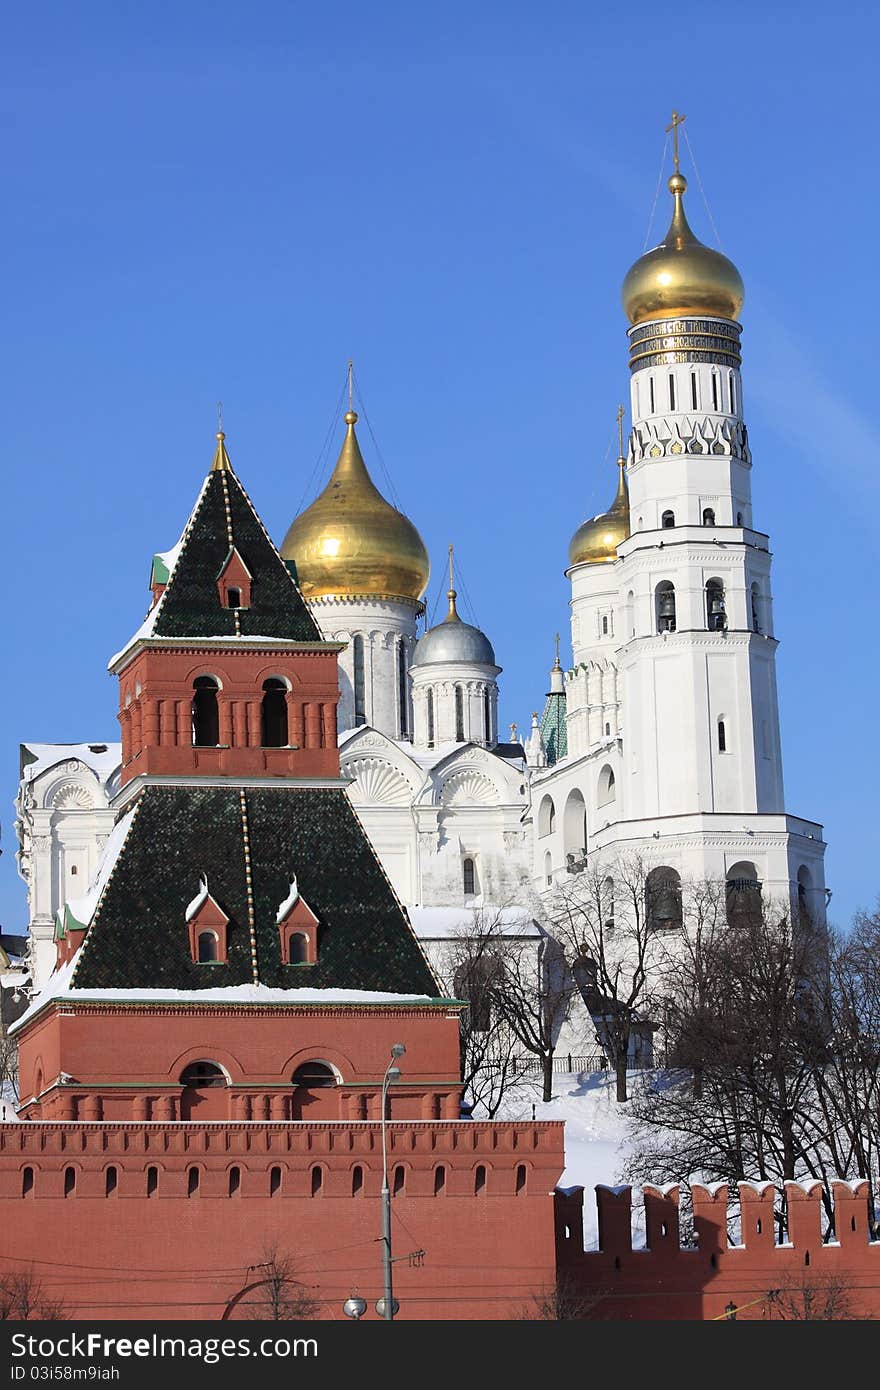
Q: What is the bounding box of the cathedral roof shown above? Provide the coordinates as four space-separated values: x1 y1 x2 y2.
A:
281 408 429 603
110 433 322 668
60 785 440 996
538 694 567 767
412 587 498 670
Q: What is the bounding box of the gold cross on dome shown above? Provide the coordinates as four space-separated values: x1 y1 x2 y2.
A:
347 359 354 411
616 403 625 458
666 110 686 172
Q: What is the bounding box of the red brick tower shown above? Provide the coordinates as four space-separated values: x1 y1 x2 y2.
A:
3 431 564 1319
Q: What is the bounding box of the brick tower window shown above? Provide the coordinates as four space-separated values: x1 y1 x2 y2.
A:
261 678 289 747
192 677 220 747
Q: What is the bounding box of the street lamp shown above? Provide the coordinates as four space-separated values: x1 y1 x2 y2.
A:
380 1043 406 1322
343 1294 367 1320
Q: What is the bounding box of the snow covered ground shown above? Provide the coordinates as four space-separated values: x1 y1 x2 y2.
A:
493 1070 642 1248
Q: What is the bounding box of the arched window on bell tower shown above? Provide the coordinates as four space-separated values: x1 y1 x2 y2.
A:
655 582 676 634
353 636 366 726
192 677 220 747
426 689 435 749
706 579 726 632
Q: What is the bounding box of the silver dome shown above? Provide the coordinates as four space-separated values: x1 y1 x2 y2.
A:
413 592 497 669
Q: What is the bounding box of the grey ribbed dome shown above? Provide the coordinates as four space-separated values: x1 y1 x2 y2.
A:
413 590 497 668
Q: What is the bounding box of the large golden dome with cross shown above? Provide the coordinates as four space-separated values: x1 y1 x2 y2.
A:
281 409 429 602
622 170 744 327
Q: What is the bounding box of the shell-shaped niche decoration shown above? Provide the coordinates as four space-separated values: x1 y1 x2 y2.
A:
50 782 95 811
344 757 412 807
439 770 497 807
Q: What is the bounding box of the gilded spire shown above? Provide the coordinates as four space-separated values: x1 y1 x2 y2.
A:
445 543 460 621
210 399 232 471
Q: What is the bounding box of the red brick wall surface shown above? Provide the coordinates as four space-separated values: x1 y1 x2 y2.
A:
0 1120 564 1320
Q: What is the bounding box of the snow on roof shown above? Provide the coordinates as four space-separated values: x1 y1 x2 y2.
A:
60 804 138 932
108 476 210 669
21 742 121 786
151 537 186 586
184 876 210 923
275 877 299 923
10 956 436 1034
406 905 540 939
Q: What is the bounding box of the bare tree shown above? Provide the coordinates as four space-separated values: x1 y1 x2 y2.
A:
625 895 840 1232
517 1274 606 1320
0 1036 19 1108
809 912 880 1235
542 856 663 1101
226 1246 320 1320
489 931 575 1103
442 910 523 1117
0 1269 67 1319
768 1271 866 1321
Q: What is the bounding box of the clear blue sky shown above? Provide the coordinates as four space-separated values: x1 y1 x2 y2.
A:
1 1 876 932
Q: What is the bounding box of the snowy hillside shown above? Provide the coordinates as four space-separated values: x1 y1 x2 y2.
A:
492 1071 640 1248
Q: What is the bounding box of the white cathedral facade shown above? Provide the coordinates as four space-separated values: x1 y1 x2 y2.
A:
14 149 826 1011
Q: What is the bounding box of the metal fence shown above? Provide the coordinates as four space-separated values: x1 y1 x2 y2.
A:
484 1053 611 1076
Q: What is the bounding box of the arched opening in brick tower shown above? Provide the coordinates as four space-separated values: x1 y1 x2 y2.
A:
179 1060 229 1120
291 1060 339 1120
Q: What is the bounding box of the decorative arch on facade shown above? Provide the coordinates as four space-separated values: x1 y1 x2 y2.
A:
538 795 556 837
562 788 587 863
597 764 616 807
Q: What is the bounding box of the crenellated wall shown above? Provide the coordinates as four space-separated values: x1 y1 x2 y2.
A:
555 1180 880 1319
0 1119 564 1320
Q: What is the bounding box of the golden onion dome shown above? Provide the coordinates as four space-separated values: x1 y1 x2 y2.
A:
622 172 745 326
281 409 429 602
569 459 630 567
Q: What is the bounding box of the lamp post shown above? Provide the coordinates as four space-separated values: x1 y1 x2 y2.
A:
379 1043 405 1322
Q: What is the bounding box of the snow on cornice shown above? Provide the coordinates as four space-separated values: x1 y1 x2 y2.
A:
10 961 437 1034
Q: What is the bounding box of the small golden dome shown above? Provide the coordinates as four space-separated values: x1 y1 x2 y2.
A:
569 459 630 567
281 410 429 602
622 173 744 326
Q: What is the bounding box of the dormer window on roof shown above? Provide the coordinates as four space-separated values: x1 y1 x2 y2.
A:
185 877 229 964
216 546 252 611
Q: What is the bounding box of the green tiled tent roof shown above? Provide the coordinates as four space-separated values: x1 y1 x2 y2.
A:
72 786 440 995
538 690 567 767
151 468 321 642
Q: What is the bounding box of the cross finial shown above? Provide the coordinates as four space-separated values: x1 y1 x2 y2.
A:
616 403 625 459
554 631 561 664
666 110 686 173
448 542 454 590
347 359 353 412
217 399 223 434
